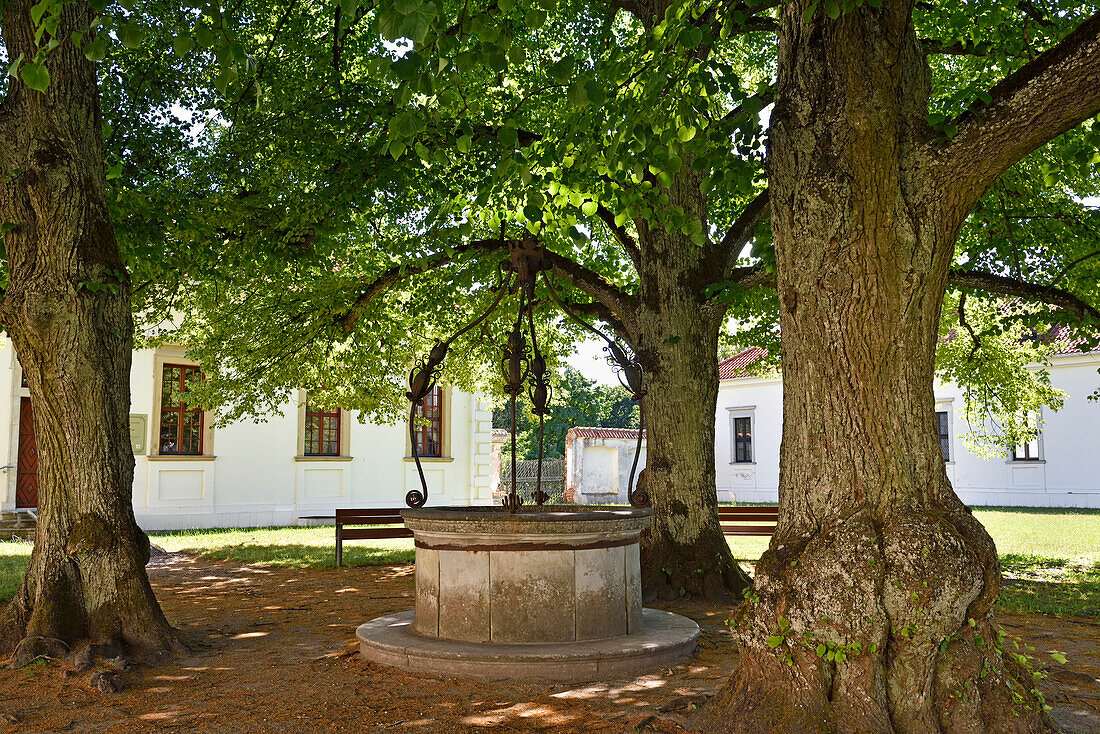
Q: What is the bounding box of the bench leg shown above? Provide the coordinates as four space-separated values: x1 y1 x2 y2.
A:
336 527 343 567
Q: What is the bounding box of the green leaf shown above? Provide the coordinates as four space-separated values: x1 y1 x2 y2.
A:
390 111 421 138
391 56 419 80
677 125 696 142
117 22 144 49
378 9 403 39
766 635 785 648
29 0 50 25
20 62 50 93
524 9 546 29
194 25 216 47
485 45 507 72
83 35 107 62
1050 652 1067 664
394 0 422 14
105 162 123 180
507 45 526 65
498 125 518 149
523 203 542 222
816 644 827 657
824 0 840 19
398 3 436 45
580 200 598 216
568 80 588 108
456 134 471 154
173 35 196 57
6 52 24 79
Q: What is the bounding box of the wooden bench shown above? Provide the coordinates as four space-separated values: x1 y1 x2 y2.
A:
330 505 778 566
718 505 779 536
335 508 412 567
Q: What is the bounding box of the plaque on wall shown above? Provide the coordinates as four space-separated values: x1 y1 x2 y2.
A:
129 414 148 455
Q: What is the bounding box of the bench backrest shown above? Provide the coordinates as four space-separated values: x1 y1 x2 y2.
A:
717 506 779 521
335 508 405 526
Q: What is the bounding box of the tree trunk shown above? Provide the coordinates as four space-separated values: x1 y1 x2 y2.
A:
694 3 1043 731
633 167 751 601
0 0 178 666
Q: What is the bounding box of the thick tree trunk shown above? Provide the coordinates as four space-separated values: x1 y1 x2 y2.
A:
633 168 751 601
694 3 1043 731
0 0 178 666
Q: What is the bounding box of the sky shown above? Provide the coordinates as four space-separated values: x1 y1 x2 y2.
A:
565 337 621 386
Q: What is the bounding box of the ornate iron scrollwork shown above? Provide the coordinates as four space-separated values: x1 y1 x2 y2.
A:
405 235 646 512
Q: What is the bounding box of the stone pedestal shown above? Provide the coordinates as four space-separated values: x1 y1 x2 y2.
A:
357 505 699 681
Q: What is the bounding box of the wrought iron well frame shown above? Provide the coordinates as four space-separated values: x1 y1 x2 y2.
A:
404 237 648 512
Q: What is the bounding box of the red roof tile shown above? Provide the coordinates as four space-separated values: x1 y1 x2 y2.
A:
718 347 769 380
566 427 645 440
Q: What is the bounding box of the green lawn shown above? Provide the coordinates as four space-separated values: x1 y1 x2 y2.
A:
1 506 1096 616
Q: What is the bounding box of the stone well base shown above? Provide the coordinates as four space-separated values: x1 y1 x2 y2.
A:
357 608 699 681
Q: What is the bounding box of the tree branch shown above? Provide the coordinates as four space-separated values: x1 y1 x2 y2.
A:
935 12 1100 200
948 268 1100 322
920 39 990 56
542 250 638 333
558 297 633 344
594 205 640 267
709 190 770 278
338 239 507 332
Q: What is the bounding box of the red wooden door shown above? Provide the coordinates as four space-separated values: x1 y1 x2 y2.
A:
16 397 38 508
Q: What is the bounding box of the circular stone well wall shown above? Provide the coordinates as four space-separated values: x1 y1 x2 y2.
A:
404 506 649 644
356 505 699 681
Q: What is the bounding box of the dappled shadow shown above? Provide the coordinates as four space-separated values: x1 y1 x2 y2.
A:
999 553 1099 618
177 542 414 569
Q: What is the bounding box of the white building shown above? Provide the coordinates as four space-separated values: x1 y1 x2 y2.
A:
716 345 1100 508
564 427 647 504
562 341 1100 509
0 342 494 529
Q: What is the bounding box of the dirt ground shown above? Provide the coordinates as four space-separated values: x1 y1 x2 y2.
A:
0 555 1096 734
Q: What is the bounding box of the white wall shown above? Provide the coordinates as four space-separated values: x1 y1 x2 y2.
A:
565 435 647 505
1 343 493 528
715 352 1100 508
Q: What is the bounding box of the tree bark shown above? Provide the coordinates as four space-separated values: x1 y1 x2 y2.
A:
694 2 1065 731
632 167 751 601
0 0 178 665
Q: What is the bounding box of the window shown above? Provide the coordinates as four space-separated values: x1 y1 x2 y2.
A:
936 410 951 462
733 416 753 463
304 399 341 456
412 385 443 458
159 364 203 455
1012 411 1042 461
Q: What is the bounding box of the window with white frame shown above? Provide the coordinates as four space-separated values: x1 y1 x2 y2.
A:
936 410 951 462
730 413 753 463
1011 411 1043 461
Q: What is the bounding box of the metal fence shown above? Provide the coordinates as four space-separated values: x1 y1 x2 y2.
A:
496 457 568 504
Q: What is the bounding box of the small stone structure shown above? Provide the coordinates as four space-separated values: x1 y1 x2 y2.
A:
356 506 699 680
564 427 647 504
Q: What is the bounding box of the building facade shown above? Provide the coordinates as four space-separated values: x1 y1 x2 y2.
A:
564 427 648 505
715 347 1100 508
0 342 494 529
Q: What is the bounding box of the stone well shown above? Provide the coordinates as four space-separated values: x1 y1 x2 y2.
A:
356 506 700 681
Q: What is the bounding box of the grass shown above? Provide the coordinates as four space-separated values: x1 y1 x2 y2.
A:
154 526 415 568
0 506 1096 616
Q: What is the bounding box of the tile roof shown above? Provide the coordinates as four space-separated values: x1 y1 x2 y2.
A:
566 427 645 440
1037 325 1096 355
718 346 770 380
